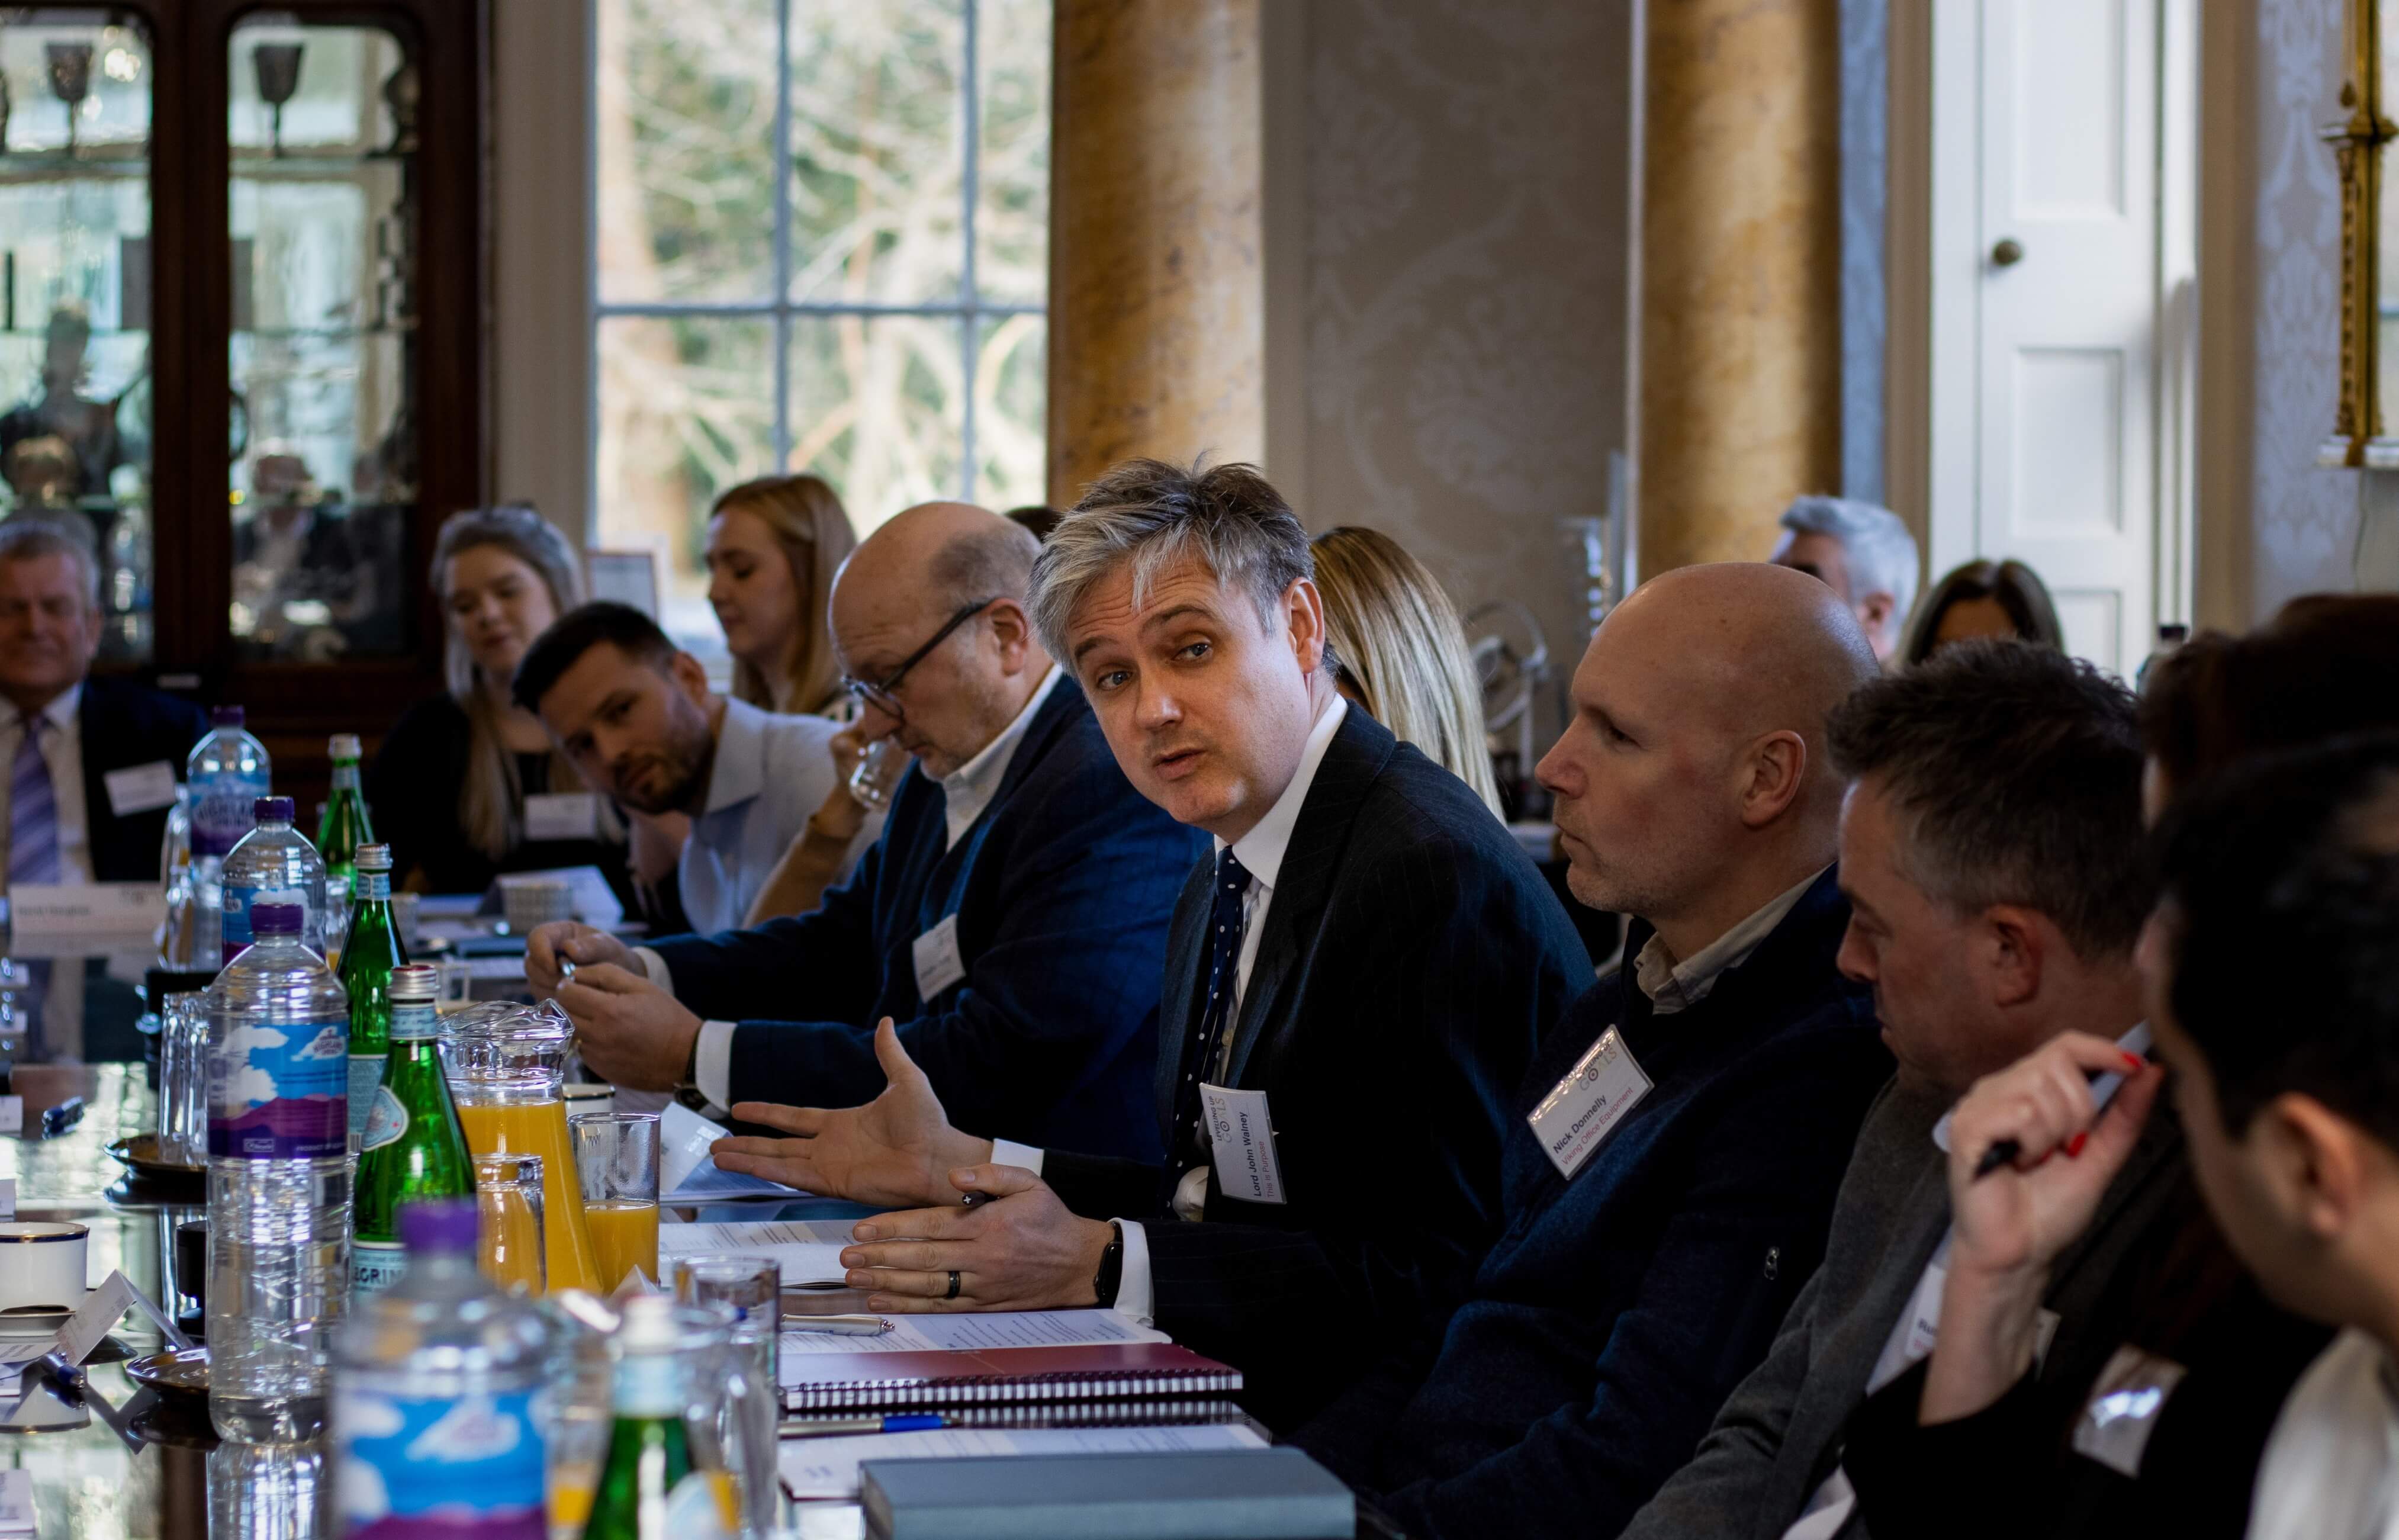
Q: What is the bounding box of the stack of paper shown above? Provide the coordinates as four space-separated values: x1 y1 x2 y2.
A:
659 1103 808 1204
780 1423 1268 1502
659 1219 854 1289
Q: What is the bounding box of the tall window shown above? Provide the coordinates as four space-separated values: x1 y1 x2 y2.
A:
593 0 1050 648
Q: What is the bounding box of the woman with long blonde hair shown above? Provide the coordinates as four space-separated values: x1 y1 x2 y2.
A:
366 504 633 901
1310 526 1504 818
706 475 857 716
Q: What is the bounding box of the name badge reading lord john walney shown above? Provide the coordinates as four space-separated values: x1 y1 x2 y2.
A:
1527 1028 1654 1181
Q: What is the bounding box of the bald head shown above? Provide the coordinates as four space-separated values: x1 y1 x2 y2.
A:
828 502 1050 779
1535 562 1879 960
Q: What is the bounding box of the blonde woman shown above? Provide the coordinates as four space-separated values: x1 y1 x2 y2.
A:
366 505 635 903
705 474 857 716
1310 526 1504 818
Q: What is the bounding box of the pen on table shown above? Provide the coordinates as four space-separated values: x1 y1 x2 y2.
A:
780 1313 892 1336
1970 1052 2145 1181
781 1412 946 1439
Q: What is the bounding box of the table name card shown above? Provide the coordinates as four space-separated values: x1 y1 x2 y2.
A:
7 885 162 938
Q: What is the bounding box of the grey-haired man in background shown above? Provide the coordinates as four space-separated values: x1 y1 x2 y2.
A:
1769 497 1919 663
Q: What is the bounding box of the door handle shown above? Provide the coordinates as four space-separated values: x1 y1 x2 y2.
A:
1990 237 2025 268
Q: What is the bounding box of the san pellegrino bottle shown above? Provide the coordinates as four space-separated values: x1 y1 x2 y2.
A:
187 705 270 965
341 843 408 1143
221 796 329 964
319 733 374 883
583 1297 735 1540
332 1199 551 1540
352 964 474 1300
205 889 350 1441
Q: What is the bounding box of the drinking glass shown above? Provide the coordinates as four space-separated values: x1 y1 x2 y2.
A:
570 1112 660 1291
848 735 909 811
474 1152 547 1297
321 872 353 970
674 1258 783 1536
156 992 211 1166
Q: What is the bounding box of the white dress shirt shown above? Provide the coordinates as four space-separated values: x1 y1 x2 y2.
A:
0 685 92 885
992 694 1351 1326
670 664 1063 1110
2248 1327 2399 1540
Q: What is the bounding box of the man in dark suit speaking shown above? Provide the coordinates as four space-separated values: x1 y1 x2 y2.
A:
526 503 1205 1162
712 460 1594 1430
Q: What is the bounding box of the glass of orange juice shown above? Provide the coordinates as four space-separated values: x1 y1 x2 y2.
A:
439 1001 604 1294
570 1111 661 1291
474 1152 547 1295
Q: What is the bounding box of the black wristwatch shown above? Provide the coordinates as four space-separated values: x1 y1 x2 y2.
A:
1092 1220 1125 1308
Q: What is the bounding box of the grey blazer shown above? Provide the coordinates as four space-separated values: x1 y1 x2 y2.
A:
1621 1067 2186 1540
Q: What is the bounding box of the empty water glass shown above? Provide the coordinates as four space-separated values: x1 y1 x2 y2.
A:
156 992 210 1166
674 1254 782 1535
474 1153 547 1297
847 736 909 812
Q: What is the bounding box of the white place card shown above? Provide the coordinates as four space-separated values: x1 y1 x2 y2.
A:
0 1102 23 1137
0 1467 32 1532
53 1269 188 1367
7 883 162 937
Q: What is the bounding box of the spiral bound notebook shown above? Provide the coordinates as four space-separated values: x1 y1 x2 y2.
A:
782 1340 1243 1414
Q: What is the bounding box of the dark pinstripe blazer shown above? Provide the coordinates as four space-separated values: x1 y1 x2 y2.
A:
1041 706 1595 1433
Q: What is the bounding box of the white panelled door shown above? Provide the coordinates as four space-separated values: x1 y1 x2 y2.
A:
1932 0 2191 675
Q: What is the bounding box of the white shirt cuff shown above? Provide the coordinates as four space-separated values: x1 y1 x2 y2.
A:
1112 1219 1155 1326
633 946 671 994
694 1020 738 1108
989 1139 1045 1175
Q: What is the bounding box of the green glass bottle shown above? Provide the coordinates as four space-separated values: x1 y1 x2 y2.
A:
352 964 475 1300
583 1297 734 1540
340 842 407 1145
317 733 374 882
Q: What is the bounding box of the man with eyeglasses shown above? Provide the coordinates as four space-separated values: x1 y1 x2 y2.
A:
526 501 1207 1161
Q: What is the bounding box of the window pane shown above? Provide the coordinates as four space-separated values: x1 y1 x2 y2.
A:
596 0 779 304
975 314 1046 508
596 315 776 650
228 21 413 661
975 0 1050 307
788 1 965 306
789 314 963 529
0 15 155 664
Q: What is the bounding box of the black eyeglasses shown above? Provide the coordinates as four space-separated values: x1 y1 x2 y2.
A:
842 597 996 717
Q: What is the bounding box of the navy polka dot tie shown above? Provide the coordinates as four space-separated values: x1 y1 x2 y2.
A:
1172 847 1252 1172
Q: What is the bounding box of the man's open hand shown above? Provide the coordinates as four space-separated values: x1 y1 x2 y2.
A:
712 1019 992 1208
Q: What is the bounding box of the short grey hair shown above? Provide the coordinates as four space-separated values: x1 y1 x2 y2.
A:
0 519 100 607
1029 459 1326 667
1779 495 1919 619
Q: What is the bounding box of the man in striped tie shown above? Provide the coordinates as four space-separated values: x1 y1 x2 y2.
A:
0 521 207 1053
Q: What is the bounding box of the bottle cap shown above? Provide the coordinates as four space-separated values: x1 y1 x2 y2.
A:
389 963 440 1003
253 796 294 822
249 891 305 934
210 705 245 727
355 843 391 871
327 733 362 760
615 1294 687 1352
398 1199 480 1256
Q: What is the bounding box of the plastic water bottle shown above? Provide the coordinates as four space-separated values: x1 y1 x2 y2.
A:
207 889 351 1442
332 1200 552 1539
189 706 271 966
222 797 330 964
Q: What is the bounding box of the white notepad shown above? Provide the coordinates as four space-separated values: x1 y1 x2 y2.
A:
778 1422 1267 1500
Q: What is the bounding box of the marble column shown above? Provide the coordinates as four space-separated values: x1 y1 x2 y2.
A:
1638 0 1842 574
1047 0 1264 508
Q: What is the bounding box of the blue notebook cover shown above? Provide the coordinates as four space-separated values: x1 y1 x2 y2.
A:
861 1446 1355 1540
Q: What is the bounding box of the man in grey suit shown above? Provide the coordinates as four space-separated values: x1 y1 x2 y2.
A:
1621 641 2164 1540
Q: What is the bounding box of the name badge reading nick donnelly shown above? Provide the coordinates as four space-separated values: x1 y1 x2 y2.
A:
1527 1028 1653 1181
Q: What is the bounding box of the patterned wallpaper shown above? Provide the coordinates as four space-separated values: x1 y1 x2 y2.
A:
1288 0 1635 708
2253 0 2365 610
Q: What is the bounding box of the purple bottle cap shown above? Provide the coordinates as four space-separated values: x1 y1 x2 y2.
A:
398 1200 480 1256
249 899 304 935
211 705 245 727
253 796 294 822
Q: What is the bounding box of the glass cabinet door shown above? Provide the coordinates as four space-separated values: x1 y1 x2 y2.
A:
226 14 416 662
0 12 155 663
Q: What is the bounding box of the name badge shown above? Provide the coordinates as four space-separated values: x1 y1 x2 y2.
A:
912 913 967 1001
103 760 178 817
1527 1027 1653 1181
523 792 600 843
1200 1084 1286 1205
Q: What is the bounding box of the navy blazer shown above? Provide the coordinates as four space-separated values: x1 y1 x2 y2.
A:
77 675 209 883
1293 869 1892 1539
648 680 1206 1162
1041 706 1595 1433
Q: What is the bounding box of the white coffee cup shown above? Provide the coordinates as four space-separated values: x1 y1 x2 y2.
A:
0 1221 88 1311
